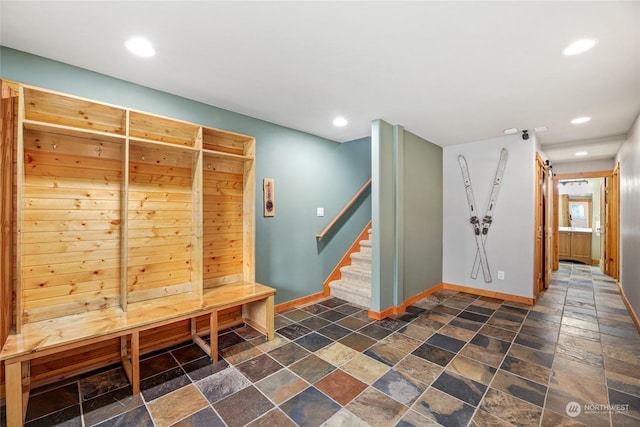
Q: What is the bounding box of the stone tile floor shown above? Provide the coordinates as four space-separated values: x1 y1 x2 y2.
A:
3 262 640 426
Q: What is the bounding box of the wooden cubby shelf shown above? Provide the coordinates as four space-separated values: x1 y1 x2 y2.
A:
13 83 261 324
129 110 201 148
1 81 273 426
22 86 126 135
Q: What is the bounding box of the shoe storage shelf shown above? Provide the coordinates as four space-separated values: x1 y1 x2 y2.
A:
15 82 258 323
0 81 273 397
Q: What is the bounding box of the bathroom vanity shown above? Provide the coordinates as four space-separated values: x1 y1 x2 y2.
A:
558 227 592 264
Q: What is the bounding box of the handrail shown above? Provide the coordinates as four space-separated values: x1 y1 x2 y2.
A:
316 178 371 239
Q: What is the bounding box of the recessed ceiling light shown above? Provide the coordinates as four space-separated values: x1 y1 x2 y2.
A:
571 116 591 125
503 128 518 135
333 117 348 127
575 151 588 156
125 37 156 57
534 126 548 133
563 39 597 56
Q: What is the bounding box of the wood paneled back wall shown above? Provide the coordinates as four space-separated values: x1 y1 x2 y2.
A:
21 128 123 322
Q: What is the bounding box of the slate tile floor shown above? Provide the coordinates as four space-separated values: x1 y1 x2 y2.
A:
4 262 640 426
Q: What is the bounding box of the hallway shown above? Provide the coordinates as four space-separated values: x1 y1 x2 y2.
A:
11 263 640 426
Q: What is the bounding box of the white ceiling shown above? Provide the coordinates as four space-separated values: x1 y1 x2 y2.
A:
1 1 639 163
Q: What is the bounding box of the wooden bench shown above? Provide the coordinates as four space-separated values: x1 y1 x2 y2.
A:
0 282 275 426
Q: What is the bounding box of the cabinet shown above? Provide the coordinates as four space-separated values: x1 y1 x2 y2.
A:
13 83 255 329
558 230 592 264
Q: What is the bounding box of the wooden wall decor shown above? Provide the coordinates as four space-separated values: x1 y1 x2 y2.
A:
263 178 275 217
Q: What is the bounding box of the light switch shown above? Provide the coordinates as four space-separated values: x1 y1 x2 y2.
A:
317 207 324 217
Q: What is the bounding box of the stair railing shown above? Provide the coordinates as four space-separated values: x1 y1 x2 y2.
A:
316 178 371 239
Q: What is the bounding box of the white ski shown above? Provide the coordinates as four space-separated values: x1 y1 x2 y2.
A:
458 155 491 282
472 148 509 278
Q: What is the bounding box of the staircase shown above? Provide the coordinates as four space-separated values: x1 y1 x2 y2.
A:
328 229 372 308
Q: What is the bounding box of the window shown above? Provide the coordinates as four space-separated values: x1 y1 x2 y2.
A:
569 202 586 220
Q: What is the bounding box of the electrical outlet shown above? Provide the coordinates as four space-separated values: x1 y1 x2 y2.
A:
497 270 505 280
317 207 324 217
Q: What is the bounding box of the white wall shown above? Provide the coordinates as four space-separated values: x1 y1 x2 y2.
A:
552 158 615 175
443 134 536 298
616 112 640 318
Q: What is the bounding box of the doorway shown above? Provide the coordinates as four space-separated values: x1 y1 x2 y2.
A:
551 167 620 280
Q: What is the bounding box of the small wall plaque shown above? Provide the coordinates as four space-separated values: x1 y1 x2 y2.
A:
263 178 275 217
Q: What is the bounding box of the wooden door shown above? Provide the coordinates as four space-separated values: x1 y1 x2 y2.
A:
608 164 620 280
534 155 545 295
553 177 559 271
600 179 608 274
544 160 554 289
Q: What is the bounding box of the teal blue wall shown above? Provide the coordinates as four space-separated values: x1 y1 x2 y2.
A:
371 120 397 311
1 46 371 305
371 120 443 312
